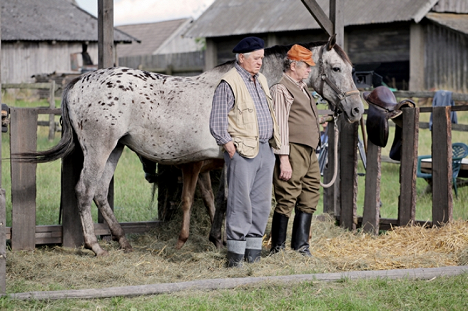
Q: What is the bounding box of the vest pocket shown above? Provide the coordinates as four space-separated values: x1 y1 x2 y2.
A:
237 107 256 126
233 136 258 158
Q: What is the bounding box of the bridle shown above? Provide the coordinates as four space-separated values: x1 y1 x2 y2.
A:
316 45 360 116
315 44 360 188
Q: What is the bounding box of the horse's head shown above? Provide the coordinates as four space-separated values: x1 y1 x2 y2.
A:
307 35 364 123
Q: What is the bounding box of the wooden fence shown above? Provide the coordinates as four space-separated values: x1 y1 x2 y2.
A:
2 82 57 140
4 91 468 248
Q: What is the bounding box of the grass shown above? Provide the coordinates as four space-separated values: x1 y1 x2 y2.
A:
2 274 468 310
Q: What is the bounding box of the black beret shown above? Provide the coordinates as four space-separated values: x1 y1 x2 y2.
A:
232 36 265 53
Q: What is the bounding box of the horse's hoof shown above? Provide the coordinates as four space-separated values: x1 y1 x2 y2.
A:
95 249 109 257
122 246 133 253
209 235 223 249
175 240 185 249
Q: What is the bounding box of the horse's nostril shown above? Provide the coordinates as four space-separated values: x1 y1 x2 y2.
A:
352 107 361 116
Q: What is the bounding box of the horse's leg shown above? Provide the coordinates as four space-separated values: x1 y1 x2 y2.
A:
138 155 158 183
196 171 215 222
75 150 114 256
209 166 228 249
93 144 133 252
176 161 203 249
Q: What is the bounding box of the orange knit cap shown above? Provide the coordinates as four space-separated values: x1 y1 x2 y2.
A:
287 44 315 66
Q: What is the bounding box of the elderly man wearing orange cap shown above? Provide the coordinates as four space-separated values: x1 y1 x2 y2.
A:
269 44 321 257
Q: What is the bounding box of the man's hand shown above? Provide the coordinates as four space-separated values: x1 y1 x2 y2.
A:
224 141 236 159
279 155 292 181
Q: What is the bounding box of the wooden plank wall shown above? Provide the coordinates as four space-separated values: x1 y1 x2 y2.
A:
425 23 468 93
1 42 98 84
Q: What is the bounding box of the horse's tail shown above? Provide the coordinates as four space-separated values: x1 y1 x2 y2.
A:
13 78 79 163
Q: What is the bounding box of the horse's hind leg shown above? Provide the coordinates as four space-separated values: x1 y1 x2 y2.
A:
176 161 203 249
209 167 227 249
196 171 215 222
76 152 113 256
93 143 133 252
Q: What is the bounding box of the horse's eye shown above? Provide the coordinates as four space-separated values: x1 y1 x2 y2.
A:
332 67 341 72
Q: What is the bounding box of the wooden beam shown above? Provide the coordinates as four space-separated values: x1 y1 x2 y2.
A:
431 107 452 224
329 0 344 47
5 221 163 244
362 141 380 234
338 119 358 230
98 0 114 68
0 9 5 294
10 109 38 251
398 108 419 226
8 266 468 300
301 0 334 36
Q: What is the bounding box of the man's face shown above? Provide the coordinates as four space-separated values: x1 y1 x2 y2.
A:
295 61 312 80
239 49 264 76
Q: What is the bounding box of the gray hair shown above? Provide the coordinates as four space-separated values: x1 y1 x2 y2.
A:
235 52 252 62
283 57 306 72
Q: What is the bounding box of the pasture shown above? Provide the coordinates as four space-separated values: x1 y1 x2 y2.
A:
2 95 468 308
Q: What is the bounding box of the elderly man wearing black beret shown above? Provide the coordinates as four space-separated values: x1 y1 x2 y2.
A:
210 37 280 267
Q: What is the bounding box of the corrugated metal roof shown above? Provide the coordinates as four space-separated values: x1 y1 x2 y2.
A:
117 19 190 57
185 0 438 38
426 12 468 34
1 0 136 43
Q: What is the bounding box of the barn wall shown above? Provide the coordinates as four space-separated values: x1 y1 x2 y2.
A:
346 23 411 90
425 23 468 93
1 42 99 84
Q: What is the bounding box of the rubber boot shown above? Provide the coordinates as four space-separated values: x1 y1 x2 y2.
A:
226 251 244 267
291 209 313 257
226 240 245 268
269 212 289 254
244 249 261 263
245 237 262 263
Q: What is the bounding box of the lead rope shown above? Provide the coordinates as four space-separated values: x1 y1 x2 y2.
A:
320 117 339 188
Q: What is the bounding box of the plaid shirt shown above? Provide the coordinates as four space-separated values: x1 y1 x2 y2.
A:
210 63 273 145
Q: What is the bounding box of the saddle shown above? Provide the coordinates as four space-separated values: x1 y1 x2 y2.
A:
363 86 415 161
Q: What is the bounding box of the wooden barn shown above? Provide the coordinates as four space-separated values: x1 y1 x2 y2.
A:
184 0 468 92
1 0 137 84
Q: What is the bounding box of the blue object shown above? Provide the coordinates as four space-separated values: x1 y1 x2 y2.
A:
429 90 458 131
416 142 468 197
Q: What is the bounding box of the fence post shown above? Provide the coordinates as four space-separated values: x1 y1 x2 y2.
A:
362 141 381 234
398 107 419 226
10 108 38 250
431 106 452 224
48 81 56 140
338 118 359 230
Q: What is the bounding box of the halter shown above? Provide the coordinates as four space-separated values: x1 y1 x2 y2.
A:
317 45 360 116
315 44 360 188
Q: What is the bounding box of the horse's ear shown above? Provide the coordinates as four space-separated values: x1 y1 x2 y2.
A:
326 34 336 51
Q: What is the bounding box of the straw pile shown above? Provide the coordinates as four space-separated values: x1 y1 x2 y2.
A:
6 199 468 292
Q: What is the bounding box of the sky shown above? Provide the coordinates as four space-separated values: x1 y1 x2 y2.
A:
75 0 216 26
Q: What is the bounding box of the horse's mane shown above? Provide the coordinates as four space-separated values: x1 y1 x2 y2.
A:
213 40 352 71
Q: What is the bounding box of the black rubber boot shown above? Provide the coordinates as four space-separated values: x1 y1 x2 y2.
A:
226 251 244 268
291 210 313 257
244 249 261 263
270 212 289 254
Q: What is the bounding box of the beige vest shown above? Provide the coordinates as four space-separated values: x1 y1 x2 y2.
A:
277 75 320 149
221 67 280 158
